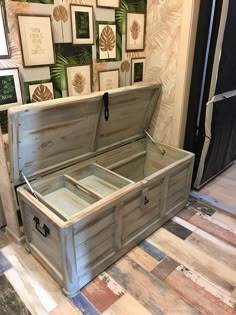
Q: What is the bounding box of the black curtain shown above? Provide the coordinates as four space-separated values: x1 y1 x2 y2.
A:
201 0 236 184
184 0 223 185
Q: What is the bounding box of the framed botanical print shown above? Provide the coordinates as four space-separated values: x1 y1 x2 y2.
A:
29 82 54 103
0 3 9 58
0 68 23 110
99 69 119 91
70 5 94 45
17 15 55 67
126 12 145 51
98 22 116 60
131 58 145 84
66 65 91 96
96 0 120 9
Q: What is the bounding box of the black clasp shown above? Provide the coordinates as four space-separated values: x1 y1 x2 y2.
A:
144 197 149 205
33 216 50 238
103 92 109 121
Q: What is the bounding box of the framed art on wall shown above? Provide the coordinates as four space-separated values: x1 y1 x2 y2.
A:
0 3 9 58
66 64 91 96
18 15 55 67
99 69 119 91
131 58 145 84
29 82 54 103
126 12 145 51
98 22 116 60
0 68 23 110
96 0 120 9
70 5 94 45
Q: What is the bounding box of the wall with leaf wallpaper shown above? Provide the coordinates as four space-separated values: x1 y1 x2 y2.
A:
0 0 195 147
0 0 147 134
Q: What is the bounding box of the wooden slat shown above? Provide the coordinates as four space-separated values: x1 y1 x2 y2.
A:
165 270 233 315
81 277 119 313
127 247 159 272
148 228 236 290
103 293 152 315
107 256 202 314
187 233 236 270
189 214 236 247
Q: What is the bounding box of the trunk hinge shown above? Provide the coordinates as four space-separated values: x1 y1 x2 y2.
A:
20 171 39 200
144 130 166 155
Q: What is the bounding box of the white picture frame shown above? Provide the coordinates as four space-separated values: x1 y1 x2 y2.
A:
96 0 120 9
126 12 145 51
0 3 9 58
99 69 119 91
0 68 23 110
70 5 94 45
18 15 55 67
99 23 116 60
131 58 145 85
29 82 54 103
66 65 91 96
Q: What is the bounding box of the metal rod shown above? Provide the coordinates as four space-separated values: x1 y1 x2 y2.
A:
21 172 39 200
144 130 165 155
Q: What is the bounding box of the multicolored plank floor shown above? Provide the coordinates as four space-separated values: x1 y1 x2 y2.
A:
0 198 235 315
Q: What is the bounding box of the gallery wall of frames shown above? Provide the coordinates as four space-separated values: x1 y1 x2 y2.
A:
0 0 147 134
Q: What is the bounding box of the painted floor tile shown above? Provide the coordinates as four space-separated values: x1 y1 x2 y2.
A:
177 207 197 221
81 277 119 313
165 269 234 315
151 256 179 281
162 220 192 240
138 240 166 261
0 251 11 273
71 293 100 315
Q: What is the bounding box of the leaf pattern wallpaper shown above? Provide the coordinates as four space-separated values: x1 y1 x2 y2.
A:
146 0 183 144
0 0 185 143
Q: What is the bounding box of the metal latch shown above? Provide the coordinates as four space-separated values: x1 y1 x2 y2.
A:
20 171 39 200
144 130 166 155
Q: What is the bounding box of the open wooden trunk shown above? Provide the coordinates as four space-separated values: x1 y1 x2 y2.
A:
8 83 194 297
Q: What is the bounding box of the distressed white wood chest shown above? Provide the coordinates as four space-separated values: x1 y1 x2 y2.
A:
8 83 194 297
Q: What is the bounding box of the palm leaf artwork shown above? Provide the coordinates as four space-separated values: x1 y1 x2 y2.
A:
72 73 86 94
130 20 140 43
53 5 68 42
31 85 53 102
99 25 116 58
120 60 130 85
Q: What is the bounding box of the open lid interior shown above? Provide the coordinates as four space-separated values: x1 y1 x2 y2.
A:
9 83 161 185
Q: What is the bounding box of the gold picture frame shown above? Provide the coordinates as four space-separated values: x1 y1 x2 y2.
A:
17 15 56 68
99 69 120 91
126 12 146 52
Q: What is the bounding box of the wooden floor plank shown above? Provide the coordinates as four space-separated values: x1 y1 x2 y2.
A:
177 207 197 221
127 246 159 272
107 256 201 315
187 233 236 270
102 293 152 315
176 265 236 308
189 214 236 247
1 244 66 314
148 228 236 292
50 300 81 315
81 277 119 313
151 256 179 281
165 270 234 315
212 211 236 230
162 220 192 240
